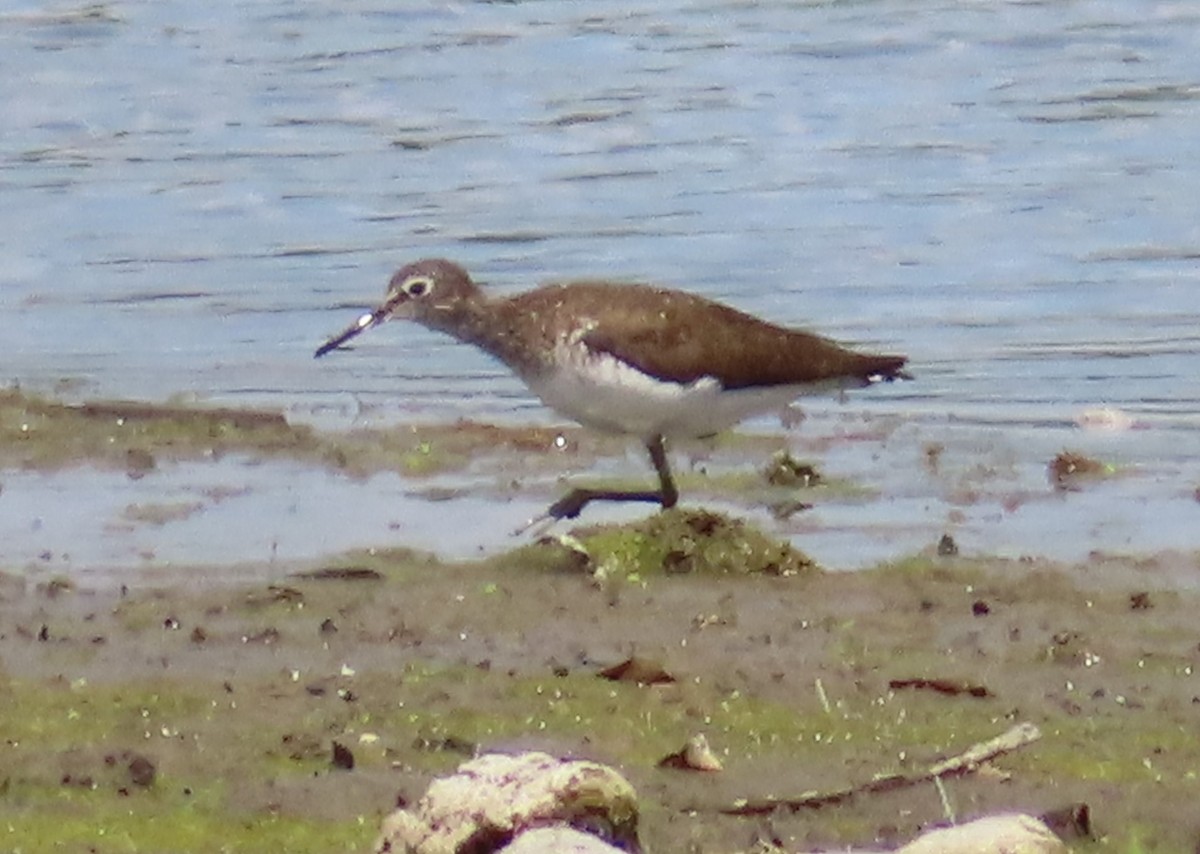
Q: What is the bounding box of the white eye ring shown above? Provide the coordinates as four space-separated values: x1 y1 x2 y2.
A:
405 276 433 297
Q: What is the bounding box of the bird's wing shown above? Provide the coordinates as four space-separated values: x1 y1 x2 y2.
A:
573 287 905 390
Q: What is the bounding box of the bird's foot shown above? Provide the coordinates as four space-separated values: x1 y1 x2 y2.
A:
512 514 555 538
513 487 671 537
545 488 598 521
511 489 672 537
512 489 600 537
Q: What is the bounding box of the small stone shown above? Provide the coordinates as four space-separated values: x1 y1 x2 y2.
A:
658 734 723 772
597 656 675 685
127 754 156 787
763 452 822 488
125 448 157 480
1129 592 1153 611
936 534 958 556
331 741 355 771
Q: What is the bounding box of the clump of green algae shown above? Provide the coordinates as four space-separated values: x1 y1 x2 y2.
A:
571 507 819 579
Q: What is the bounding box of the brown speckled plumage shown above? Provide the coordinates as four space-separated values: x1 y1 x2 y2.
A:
369 259 906 388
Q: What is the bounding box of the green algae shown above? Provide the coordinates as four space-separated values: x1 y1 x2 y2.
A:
0 387 320 471
0 386 577 480
541 508 819 580
1 677 369 852
1 798 367 854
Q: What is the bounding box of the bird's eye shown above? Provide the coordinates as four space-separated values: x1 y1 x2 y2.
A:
405 277 432 297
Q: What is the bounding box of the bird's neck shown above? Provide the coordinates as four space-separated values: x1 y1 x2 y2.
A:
421 295 543 377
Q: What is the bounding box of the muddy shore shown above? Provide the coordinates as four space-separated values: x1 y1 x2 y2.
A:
2 390 1199 852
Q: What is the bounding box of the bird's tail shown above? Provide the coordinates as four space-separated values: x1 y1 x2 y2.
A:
862 354 911 383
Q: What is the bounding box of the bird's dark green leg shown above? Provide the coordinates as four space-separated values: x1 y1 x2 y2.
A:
545 434 677 519
646 434 678 509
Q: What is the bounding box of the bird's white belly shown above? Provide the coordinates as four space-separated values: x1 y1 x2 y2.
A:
524 351 834 440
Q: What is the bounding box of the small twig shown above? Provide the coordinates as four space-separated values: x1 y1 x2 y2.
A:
814 678 832 716
925 722 1040 777
888 677 993 698
934 775 956 824
720 722 1041 816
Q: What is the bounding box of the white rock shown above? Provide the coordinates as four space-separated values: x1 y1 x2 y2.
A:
498 827 626 854
899 814 1066 854
375 751 639 854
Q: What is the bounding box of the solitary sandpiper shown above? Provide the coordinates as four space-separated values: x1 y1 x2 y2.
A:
315 259 909 520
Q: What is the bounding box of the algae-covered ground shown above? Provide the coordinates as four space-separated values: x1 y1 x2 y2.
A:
0 386 593 481
5 530 1200 852
2 390 1199 852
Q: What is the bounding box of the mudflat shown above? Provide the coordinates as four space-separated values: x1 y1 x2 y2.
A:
1 390 1198 851
4 535 1199 852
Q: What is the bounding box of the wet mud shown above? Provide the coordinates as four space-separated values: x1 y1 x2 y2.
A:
4 539 1200 851
2 390 1199 852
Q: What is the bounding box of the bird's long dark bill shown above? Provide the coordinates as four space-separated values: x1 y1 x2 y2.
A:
314 306 389 358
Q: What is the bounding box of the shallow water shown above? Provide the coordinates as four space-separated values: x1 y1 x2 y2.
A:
3 0 1199 573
